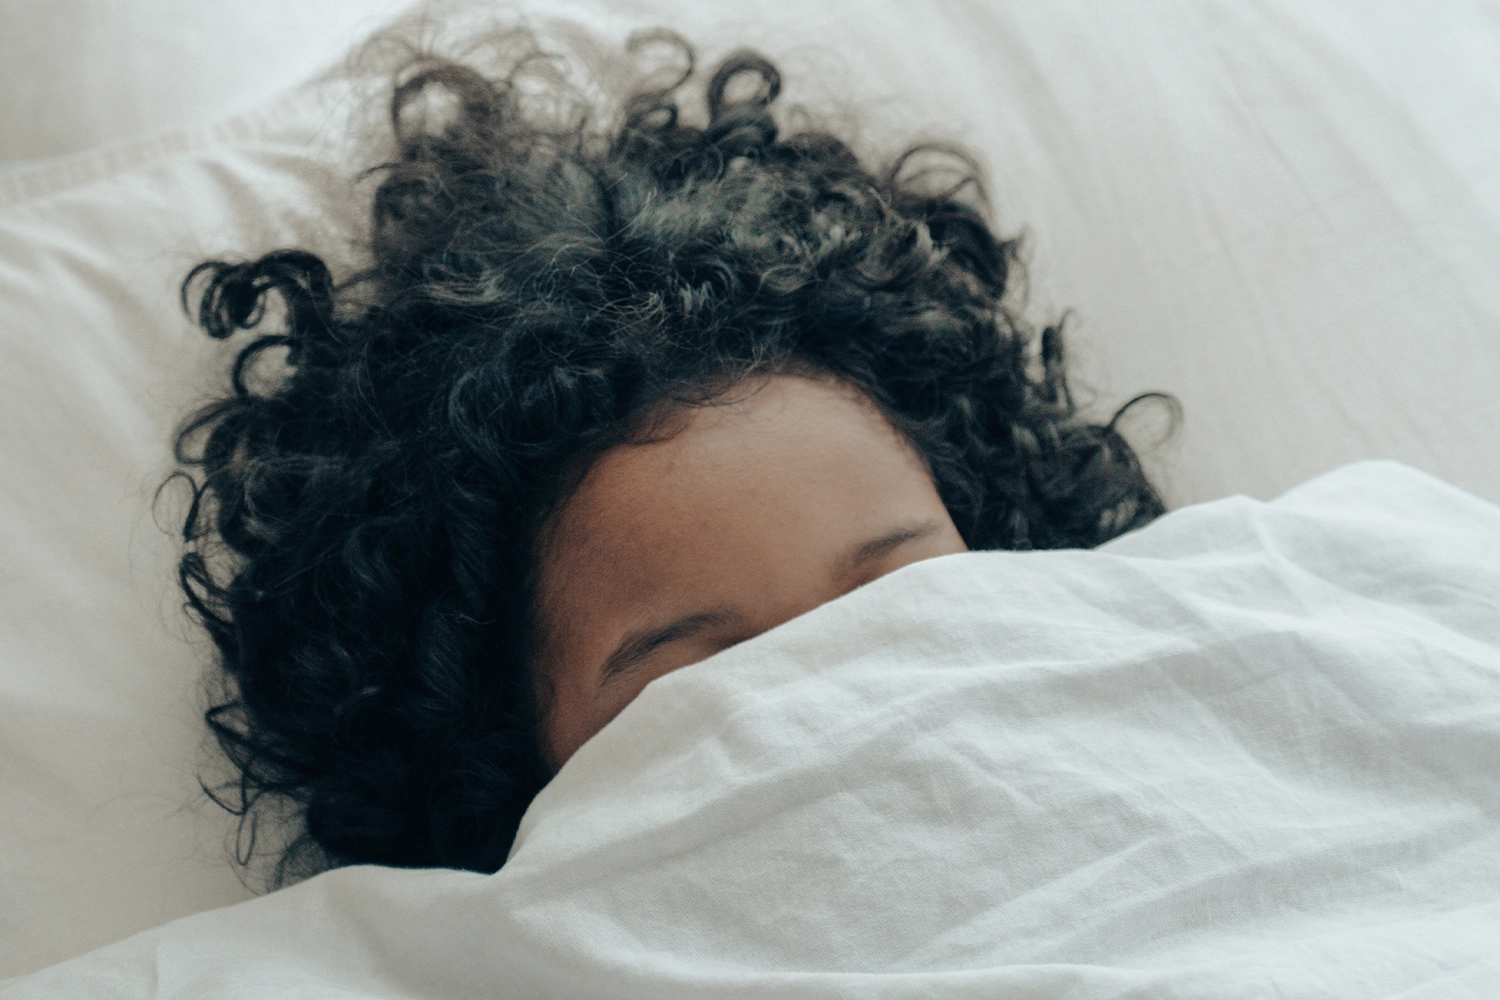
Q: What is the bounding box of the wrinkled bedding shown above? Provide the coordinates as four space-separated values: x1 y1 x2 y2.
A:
5 0 1500 981
6 460 1498 998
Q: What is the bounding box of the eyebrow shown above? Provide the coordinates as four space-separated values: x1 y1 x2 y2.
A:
598 521 943 683
600 608 741 681
836 520 943 577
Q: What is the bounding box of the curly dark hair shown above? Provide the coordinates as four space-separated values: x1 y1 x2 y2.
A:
171 29 1174 882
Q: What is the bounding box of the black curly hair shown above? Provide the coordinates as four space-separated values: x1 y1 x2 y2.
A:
172 28 1174 882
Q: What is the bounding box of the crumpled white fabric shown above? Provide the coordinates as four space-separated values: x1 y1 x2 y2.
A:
5 459 1498 998
7 0 1500 976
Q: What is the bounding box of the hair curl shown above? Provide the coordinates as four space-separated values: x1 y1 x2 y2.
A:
172 29 1175 881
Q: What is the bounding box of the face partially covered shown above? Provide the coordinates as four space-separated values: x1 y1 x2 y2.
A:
531 374 969 770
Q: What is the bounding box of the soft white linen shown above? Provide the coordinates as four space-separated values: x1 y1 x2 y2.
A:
0 0 408 168
4 0 1500 979
0 74 369 975
5 460 1499 998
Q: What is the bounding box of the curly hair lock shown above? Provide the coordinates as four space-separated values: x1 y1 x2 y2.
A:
173 29 1173 882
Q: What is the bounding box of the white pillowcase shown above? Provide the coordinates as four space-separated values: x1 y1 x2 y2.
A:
2 0 1499 978
0 0 409 168
0 63 376 976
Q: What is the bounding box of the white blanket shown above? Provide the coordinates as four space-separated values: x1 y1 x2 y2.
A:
5 460 1498 998
6 0 1500 975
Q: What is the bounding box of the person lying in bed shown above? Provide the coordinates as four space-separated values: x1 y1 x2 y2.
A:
172 31 1170 881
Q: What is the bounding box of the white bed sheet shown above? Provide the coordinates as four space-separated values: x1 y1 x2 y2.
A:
5 460 1499 998
3 0 1500 979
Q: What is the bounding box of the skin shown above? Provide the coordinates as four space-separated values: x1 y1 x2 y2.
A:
531 374 969 771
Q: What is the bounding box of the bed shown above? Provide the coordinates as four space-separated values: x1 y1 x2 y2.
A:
2 0 1498 994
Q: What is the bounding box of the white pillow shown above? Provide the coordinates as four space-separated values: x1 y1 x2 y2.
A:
0 0 409 168
2 0 1499 977
0 78 368 978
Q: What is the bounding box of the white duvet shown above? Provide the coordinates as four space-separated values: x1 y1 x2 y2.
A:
6 0 1500 978
4 460 1497 998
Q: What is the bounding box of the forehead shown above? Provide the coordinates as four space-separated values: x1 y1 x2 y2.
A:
531 377 945 638
542 375 918 556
